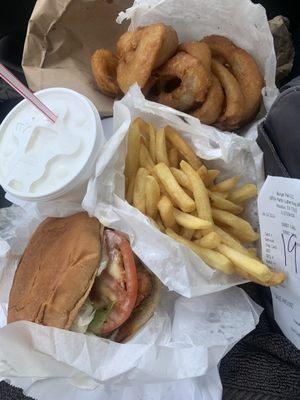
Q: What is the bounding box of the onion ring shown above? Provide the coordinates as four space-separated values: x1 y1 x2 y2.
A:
155 52 212 111
178 41 211 71
116 23 178 93
211 59 245 130
116 31 135 58
202 35 264 124
142 75 159 98
91 49 120 98
191 74 224 125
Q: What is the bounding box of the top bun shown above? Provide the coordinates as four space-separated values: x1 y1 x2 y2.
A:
8 212 101 329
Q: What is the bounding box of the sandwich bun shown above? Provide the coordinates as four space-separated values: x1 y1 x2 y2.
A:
8 212 101 329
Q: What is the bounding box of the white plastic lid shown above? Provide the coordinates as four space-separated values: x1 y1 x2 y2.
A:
0 88 101 201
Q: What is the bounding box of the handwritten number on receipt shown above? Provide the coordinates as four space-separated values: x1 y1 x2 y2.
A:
281 233 298 273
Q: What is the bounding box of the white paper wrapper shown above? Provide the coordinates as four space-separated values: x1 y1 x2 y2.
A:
6 368 223 400
83 85 264 297
0 204 262 396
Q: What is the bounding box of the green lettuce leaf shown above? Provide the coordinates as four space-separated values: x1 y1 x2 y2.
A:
88 301 115 334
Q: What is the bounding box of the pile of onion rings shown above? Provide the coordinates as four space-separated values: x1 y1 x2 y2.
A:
91 24 264 132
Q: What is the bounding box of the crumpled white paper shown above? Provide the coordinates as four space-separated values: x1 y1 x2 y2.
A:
117 0 278 116
0 204 262 398
83 85 264 297
6 368 223 400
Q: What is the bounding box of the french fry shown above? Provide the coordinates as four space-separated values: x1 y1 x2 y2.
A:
233 265 259 282
212 208 258 242
126 173 136 204
155 128 169 166
133 167 148 213
235 264 265 282
145 175 160 218
195 247 234 275
149 218 161 231
194 232 221 249
169 148 179 168
193 230 203 239
198 165 208 182
208 191 243 214
170 168 191 190
247 248 257 257
140 143 155 171
180 227 195 240
233 265 285 286
228 183 257 204
263 271 286 286
213 225 253 256
150 169 167 195
155 215 166 233
173 208 213 230
154 163 195 213
243 269 284 286
140 135 147 147
158 195 178 231
166 229 234 275
210 191 229 199
180 160 213 222
134 117 150 148
125 118 141 190
183 187 194 198
165 125 202 170
210 176 240 192
165 138 173 151
204 169 220 186
134 119 156 161
216 244 273 282
148 124 156 162
224 225 260 243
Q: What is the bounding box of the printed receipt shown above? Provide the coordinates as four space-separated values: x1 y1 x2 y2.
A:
258 176 300 349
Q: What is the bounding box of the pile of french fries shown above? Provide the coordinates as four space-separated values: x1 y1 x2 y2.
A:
124 118 285 287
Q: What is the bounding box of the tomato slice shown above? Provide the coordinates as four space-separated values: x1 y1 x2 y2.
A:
90 229 138 335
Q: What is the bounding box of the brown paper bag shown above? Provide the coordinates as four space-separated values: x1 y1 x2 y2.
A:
22 0 132 117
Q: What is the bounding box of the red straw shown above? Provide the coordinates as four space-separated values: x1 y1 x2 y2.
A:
0 63 57 123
